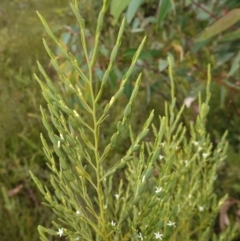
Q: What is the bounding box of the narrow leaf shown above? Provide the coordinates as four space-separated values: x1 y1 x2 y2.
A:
220 28 240 42
157 0 171 28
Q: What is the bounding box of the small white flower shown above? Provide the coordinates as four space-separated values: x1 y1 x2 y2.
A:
155 187 162 193
199 206 204 212
193 141 199 146
57 228 64 237
188 194 192 198
167 220 176 227
76 210 81 215
184 97 196 108
142 175 146 183
184 160 188 165
202 153 208 158
161 142 165 147
198 146 202 151
159 155 164 160
138 232 143 241
60 133 64 140
111 220 116 226
57 140 61 148
154 231 163 240
114 194 120 199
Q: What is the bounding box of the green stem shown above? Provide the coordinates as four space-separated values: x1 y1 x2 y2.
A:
89 62 109 241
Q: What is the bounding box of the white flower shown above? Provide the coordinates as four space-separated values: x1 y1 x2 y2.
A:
202 153 208 158
154 231 163 240
155 187 162 193
184 97 196 108
192 141 199 146
57 228 64 237
159 155 164 160
161 142 165 147
142 175 146 183
60 133 64 140
167 220 176 227
184 160 188 165
114 194 120 199
111 220 116 226
57 140 61 148
199 206 204 212
138 232 143 241
76 210 81 215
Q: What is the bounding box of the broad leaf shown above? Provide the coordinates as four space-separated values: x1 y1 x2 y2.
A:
126 0 145 23
196 8 240 42
110 0 131 25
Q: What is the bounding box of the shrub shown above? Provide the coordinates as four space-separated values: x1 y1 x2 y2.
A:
31 0 238 240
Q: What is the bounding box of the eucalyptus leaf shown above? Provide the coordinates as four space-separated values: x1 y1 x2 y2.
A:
196 8 240 42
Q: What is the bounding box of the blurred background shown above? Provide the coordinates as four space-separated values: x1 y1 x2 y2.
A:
0 0 239 240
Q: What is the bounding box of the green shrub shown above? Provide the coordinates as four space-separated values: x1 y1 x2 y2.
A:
31 0 238 240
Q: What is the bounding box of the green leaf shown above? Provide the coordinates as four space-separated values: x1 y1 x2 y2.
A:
158 59 168 71
228 51 240 77
220 28 240 42
110 0 131 25
196 8 240 42
126 0 144 23
157 0 171 28
122 49 161 60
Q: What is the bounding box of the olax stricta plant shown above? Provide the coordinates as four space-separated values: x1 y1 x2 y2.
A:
30 1 238 240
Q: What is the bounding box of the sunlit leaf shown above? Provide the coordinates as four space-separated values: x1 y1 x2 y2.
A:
196 8 240 42
126 0 144 23
110 0 131 25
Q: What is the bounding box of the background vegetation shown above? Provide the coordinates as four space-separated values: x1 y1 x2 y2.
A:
0 0 239 240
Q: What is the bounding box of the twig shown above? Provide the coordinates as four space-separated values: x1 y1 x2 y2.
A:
191 0 237 30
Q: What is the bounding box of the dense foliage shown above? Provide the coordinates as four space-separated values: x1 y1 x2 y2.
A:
0 0 239 240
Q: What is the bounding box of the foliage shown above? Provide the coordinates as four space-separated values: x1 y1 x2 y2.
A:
55 0 240 201
0 0 75 240
0 0 239 240
31 1 239 240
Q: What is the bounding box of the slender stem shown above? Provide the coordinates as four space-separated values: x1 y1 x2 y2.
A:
89 56 109 241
